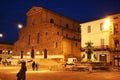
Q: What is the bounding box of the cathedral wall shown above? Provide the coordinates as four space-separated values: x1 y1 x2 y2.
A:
13 7 81 59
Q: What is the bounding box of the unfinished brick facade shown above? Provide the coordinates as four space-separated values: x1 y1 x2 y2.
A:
13 6 81 60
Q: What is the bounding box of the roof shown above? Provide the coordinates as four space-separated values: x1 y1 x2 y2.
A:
0 42 13 45
80 12 120 24
27 6 80 23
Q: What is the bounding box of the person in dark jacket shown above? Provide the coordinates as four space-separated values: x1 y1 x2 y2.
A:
17 61 27 80
35 62 39 70
32 61 35 70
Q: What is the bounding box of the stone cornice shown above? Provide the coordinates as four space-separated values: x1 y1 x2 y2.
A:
26 6 42 16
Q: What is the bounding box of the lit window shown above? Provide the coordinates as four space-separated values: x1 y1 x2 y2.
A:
114 24 118 34
103 19 110 31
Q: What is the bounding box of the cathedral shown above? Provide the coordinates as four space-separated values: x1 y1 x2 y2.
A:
13 6 81 60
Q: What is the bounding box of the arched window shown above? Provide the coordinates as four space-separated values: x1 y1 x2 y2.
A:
66 34 68 37
75 43 78 47
73 36 75 39
77 27 80 32
45 32 48 35
50 18 54 23
37 33 40 43
28 35 31 45
57 32 59 35
56 42 58 48
65 24 69 28
0 50 2 54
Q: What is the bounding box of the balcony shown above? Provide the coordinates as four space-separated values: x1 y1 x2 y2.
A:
111 32 120 39
54 23 81 33
109 47 120 52
81 45 110 52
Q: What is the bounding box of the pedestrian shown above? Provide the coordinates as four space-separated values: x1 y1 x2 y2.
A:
16 61 27 80
35 62 39 70
32 61 35 70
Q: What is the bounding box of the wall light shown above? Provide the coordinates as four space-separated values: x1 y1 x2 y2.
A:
103 19 110 31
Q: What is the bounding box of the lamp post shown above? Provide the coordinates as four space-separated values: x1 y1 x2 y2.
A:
18 24 23 29
17 24 23 59
36 51 40 58
0 33 3 38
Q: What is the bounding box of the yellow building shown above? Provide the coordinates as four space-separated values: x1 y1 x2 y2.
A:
13 6 81 60
80 13 120 66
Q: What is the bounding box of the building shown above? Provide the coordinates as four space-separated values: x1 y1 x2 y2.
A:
110 13 120 67
0 43 13 59
80 13 120 66
13 6 81 60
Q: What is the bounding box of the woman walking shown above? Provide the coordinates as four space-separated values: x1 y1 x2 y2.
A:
16 61 27 80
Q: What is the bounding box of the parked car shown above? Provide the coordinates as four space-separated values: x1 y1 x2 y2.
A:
66 58 78 64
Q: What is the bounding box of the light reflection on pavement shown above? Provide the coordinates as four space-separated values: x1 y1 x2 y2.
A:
0 66 120 80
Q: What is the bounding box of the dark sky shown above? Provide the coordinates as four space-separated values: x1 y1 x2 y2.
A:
0 0 120 43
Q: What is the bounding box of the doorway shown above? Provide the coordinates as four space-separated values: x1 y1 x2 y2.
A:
31 47 35 58
114 58 120 67
99 54 107 62
44 49 47 59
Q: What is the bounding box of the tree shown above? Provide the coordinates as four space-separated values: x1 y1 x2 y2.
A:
85 42 94 60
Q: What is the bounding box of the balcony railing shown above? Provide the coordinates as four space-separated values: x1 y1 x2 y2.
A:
81 45 120 53
54 23 81 33
81 45 110 51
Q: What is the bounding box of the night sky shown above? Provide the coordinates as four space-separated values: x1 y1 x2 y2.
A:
0 0 120 43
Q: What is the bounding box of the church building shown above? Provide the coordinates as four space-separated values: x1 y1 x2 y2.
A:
13 6 81 60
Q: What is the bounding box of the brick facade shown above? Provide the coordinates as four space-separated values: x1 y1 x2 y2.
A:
13 6 81 60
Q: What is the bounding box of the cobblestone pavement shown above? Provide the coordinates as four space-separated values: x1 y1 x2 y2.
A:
0 66 120 80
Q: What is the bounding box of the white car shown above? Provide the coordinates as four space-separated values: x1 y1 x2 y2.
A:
66 58 77 64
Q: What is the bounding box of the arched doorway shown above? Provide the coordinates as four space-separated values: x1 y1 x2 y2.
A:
99 54 107 62
31 47 35 59
44 49 47 59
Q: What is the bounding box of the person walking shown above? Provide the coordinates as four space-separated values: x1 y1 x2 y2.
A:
16 61 27 80
32 61 35 70
35 62 39 70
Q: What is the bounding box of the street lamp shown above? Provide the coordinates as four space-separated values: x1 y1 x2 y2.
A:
18 24 23 29
104 19 110 31
27 52 30 58
0 33 3 38
36 51 40 58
